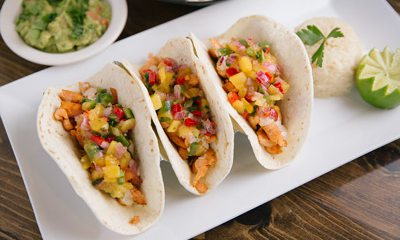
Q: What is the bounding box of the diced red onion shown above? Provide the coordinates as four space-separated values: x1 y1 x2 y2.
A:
174 111 185 120
174 85 181 99
100 141 109 149
203 119 216 135
115 142 127 159
102 107 112 117
263 62 277 74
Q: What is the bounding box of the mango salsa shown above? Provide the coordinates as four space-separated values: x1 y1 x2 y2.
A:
151 93 162 110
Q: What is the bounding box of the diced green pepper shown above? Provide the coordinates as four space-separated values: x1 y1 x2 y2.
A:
246 48 256 58
82 100 96 110
256 50 265 62
116 135 129 147
117 171 125 185
258 41 270 51
239 39 249 48
160 100 171 113
219 47 233 56
96 92 113 106
84 142 100 162
123 108 134 119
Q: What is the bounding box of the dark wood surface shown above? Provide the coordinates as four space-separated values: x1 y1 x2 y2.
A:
0 0 399 239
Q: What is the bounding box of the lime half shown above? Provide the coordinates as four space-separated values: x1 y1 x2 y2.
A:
356 47 400 109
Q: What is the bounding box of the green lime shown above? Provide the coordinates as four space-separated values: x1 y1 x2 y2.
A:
356 47 400 109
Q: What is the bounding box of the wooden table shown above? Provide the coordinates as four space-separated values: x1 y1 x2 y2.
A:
0 0 399 239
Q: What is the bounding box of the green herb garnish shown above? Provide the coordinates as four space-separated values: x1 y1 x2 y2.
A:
296 25 344 67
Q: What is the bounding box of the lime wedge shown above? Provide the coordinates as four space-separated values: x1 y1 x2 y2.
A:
356 47 400 109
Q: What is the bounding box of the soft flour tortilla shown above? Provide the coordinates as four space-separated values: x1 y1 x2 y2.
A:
120 37 235 195
36 63 165 235
190 15 313 169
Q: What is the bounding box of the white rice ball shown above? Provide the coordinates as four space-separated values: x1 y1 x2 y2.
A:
295 17 363 97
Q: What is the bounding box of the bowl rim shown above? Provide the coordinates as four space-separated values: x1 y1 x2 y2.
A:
0 0 127 66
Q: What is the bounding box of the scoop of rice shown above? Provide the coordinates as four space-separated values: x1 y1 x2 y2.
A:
295 17 363 97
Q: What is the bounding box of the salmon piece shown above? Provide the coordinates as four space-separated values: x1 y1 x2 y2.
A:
257 129 274 148
187 74 199 86
110 88 118 104
191 149 216 191
223 81 238 93
54 108 74 131
60 101 82 117
266 145 282 154
59 90 83 103
178 147 188 160
167 132 188 148
131 186 146 205
262 124 287 147
248 115 260 130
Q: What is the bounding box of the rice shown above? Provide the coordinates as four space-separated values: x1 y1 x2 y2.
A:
295 17 363 97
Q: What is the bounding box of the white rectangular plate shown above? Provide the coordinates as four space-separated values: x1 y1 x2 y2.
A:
0 0 399 239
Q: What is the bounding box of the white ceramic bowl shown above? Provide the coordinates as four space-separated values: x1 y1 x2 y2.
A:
0 0 127 66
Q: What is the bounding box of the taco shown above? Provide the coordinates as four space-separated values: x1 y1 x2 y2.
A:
37 63 164 235
190 15 313 169
121 37 234 195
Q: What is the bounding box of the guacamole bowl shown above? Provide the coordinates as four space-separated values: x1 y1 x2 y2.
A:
0 0 127 65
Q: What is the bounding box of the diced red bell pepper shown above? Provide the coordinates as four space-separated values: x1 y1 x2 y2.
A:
172 103 183 115
192 110 202 117
245 94 253 102
274 82 284 93
256 71 269 86
176 76 186 85
143 70 157 85
226 67 239 77
265 47 270 54
227 92 239 104
113 107 124 121
91 135 105 146
265 71 273 83
242 111 249 120
105 136 115 143
270 108 278 121
163 57 175 67
184 118 198 127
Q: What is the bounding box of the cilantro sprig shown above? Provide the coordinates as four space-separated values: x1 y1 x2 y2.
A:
296 25 344 67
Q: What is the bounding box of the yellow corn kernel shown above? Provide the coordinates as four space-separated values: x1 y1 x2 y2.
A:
239 56 252 73
167 120 181 133
150 93 162 110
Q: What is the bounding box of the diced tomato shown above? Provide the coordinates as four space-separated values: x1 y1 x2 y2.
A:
274 82 283 93
91 135 104 146
105 136 115 143
163 58 175 67
114 107 124 121
265 47 270 54
172 103 183 115
265 72 274 83
245 94 253 102
176 76 185 85
242 111 249 120
227 92 239 104
143 70 157 85
192 110 202 117
184 118 198 127
270 108 278 121
226 67 239 77
195 99 202 106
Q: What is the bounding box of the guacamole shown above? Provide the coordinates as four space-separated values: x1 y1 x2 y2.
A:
16 0 111 53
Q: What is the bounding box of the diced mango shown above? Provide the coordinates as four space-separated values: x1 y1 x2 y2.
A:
119 118 136 133
231 100 245 114
191 127 200 138
178 125 191 139
184 88 201 98
167 120 181 133
106 141 118 156
103 165 121 180
91 169 103 181
93 103 104 116
239 56 252 73
238 88 247 98
105 155 118 166
120 152 131 169
151 93 162 110
158 66 166 83
242 98 254 113
80 155 91 170
90 117 109 133
158 110 172 122
94 156 105 167
229 72 247 90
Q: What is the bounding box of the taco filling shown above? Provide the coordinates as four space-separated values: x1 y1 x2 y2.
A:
54 82 145 206
209 38 289 154
140 56 217 193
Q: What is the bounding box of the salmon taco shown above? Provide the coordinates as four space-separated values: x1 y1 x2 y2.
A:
190 15 313 169
121 37 234 195
37 63 164 235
